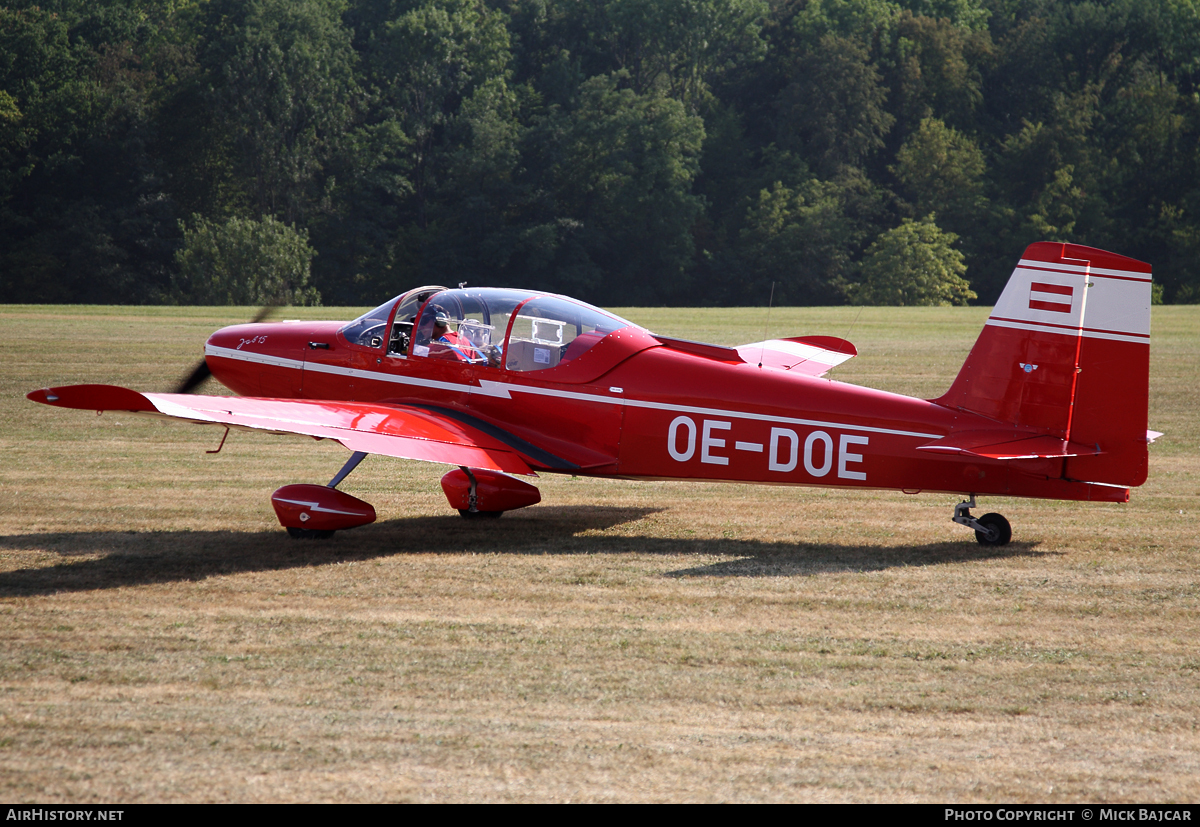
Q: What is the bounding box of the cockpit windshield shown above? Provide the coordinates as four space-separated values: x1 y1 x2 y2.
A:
340 285 448 352
412 289 523 366
340 298 397 349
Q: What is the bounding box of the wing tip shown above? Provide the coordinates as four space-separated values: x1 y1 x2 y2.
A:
28 384 155 412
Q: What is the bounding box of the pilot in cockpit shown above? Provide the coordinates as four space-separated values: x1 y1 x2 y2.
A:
429 310 485 363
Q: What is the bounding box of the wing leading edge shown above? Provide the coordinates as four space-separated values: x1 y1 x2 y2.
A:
27 384 534 475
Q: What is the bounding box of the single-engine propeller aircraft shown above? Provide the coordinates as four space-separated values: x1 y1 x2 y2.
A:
29 242 1157 545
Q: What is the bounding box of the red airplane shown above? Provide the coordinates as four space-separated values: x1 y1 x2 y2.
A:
28 242 1157 545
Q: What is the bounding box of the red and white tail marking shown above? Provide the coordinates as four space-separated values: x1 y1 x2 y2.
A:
1028 282 1074 313
988 247 1151 346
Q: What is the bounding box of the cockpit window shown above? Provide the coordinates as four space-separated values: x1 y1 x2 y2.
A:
505 296 629 372
358 286 633 371
388 285 448 355
412 289 525 366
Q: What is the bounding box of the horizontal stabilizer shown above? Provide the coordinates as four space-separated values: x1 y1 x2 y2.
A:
736 336 858 376
917 429 1102 460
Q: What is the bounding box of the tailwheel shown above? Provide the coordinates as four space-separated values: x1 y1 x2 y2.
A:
974 513 1011 546
952 495 1012 546
286 526 336 540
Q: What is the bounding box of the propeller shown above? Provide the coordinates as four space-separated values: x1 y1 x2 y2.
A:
171 303 279 394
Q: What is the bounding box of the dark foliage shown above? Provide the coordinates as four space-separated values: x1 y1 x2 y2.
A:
2 0 1199 306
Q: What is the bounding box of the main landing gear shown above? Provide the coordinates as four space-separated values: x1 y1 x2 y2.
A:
440 467 541 519
272 451 376 540
952 495 1012 546
273 456 544 537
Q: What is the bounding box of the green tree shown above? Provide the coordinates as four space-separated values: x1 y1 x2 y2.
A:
788 0 901 44
203 0 358 225
368 0 512 229
0 3 181 303
320 0 517 297
884 11 990 134
852 215 976 305
173 214 320 305
534 73 707 303
774 34 894 177
740 172 885 304
598 0 769 109
893 117 986 231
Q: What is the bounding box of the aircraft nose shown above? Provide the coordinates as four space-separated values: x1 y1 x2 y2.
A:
204 325 238 353
206 323 271 354
202 321 317 397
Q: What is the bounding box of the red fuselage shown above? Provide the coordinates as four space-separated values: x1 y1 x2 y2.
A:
203 316 1126 504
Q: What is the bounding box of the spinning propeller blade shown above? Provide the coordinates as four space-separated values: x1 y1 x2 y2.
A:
171 303 279 394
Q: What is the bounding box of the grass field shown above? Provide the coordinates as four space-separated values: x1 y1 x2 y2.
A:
1 303 1197 803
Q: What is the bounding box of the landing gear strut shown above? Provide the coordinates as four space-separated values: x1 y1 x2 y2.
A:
440 467 541 518
457 467 503 519
952 495 1012 546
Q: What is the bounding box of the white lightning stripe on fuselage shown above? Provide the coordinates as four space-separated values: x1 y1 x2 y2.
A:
207 344 942 440
274 497 362 516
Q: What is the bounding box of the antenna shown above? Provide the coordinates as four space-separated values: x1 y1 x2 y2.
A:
828 305 864 380
842 305 864 346
758 281 776 368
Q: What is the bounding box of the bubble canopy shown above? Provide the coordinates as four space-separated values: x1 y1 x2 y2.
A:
340 288 636 372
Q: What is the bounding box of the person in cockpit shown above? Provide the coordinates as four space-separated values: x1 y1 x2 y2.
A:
429 310 487 363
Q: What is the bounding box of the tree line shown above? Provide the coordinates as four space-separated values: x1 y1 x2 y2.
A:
2 0 1199 308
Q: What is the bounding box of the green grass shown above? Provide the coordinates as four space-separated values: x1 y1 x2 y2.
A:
0 303 1197 802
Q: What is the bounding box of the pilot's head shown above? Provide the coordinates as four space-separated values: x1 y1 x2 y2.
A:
433 310 452 335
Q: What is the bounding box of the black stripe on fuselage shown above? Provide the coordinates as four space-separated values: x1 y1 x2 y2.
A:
395 402 579 470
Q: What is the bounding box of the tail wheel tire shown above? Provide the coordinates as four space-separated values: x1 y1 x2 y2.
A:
974 513 1011 546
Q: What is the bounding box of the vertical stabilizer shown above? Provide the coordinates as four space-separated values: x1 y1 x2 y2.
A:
936 242 1152 486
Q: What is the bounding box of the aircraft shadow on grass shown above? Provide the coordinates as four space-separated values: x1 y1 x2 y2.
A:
0 505 1046 597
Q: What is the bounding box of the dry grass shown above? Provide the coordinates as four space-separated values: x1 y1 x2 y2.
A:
0 304 1197 803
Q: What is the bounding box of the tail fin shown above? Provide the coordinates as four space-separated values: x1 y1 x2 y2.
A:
936 242 1152 486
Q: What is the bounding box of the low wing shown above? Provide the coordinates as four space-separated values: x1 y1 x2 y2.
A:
27 384 533 475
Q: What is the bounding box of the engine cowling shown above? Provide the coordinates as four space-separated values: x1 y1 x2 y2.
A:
440 469 541 515
271 484 376 532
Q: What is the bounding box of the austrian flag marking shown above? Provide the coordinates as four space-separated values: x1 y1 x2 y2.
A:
1028 282 1074 313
